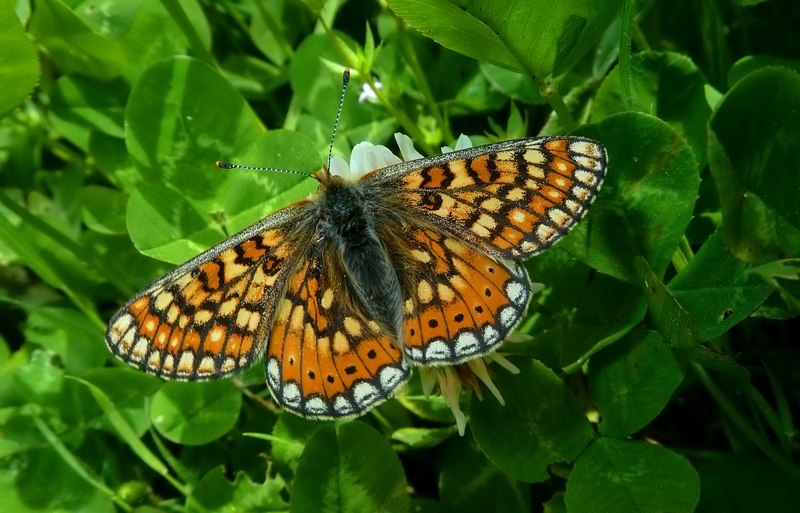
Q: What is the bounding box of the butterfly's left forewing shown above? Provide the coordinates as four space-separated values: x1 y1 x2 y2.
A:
105 206 309 379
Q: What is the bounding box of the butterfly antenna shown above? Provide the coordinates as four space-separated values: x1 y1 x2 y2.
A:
215 161 311 178
326 68 351 172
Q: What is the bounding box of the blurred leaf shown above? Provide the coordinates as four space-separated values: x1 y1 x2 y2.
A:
186 467 288 513
0 6 40 117
387 0 622 77
28 0 125 80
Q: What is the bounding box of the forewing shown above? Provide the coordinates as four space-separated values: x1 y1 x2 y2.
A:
265 244 410 419
105 206 309 379
391 225 531 365
370 137 606 259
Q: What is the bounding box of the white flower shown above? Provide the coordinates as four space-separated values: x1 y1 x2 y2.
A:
329 133 473 181
358 81 382 103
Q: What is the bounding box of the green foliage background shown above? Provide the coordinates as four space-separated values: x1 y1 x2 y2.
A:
1 0 799 511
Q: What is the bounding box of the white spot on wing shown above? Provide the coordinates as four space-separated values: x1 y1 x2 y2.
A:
500 306 518 327
484 326 500 344
282 382 301 407
379 367 405 390
305 397 327 414
353 382 379 406
334 395 354 415
266 358 281 388
424 340 451 360
505 281 526 305
454 332 480 356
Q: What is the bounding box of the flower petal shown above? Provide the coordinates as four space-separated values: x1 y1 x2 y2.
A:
441 134 474 154
394 133 425 161
349 141 402 177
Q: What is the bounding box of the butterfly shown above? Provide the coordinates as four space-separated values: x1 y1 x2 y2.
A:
105 75 606 419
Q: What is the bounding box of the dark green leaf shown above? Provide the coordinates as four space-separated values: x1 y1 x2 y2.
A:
291 422 411 513
566 438 700 513
472 359 593 482
590 330 685 437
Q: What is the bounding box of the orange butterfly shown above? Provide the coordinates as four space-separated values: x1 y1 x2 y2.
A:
105 77 607 420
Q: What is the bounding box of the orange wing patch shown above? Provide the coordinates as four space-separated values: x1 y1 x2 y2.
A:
265 248 410 418
400 227 531 365
106 215 304 380
396 137 606 259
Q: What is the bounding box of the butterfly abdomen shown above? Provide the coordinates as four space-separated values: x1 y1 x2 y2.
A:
317 181 405 340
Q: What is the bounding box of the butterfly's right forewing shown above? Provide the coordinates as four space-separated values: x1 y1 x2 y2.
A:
371 137 607 260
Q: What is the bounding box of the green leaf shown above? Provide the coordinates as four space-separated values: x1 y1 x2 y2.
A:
670 231 773 339
125 56 319 263
593 51 712 166
70 376 171 478
291 422 411 513
150 381 242 445
28 0 125 80
78 185 128 235
566 437 700 513
438 438 529 513
391 426 455 449
82 368 162 438
22 306 107 375
268 413 323 480
0 444 114 513
50 75 127 138
635 257 701 348
0 5 40 117
562 112 700 284
471 359 593 483
708 67 800 263
696 454 800 513
186 467 289 513
590 330 686 437
387 0 622 77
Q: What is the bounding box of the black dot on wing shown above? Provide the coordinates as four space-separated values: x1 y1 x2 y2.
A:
428 319 439 328
367 349 377 359
308 370 315 380
454 313 464 322
410 328 416 336
327 375 335 383
475 305 484 313
289 357 295 365
487 266 495 274
484 288 492 297
344 365 357 375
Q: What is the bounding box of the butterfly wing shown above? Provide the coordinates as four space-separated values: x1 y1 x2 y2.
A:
369 136 606 260
361 136 605 365
105 205 311 379
377 224 531 365
265 242 410 418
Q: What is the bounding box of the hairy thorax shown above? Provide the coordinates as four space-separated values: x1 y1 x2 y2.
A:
314 178 404 339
